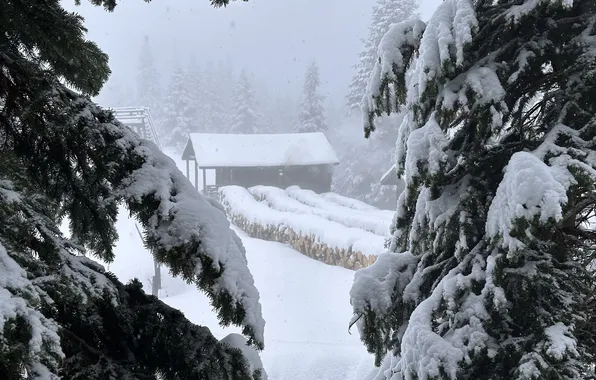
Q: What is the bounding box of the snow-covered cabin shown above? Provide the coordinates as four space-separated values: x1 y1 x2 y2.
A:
182 132 340 194
380 164 406 194
380 164 398 186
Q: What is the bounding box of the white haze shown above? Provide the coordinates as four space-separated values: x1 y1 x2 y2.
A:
62 0 440 108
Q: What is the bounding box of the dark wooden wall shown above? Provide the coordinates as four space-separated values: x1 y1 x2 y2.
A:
213 164 333 193
216 167 283 189
282 165 332 193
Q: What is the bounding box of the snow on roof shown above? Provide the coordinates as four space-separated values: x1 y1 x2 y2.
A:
182 132 340 168
380 164 398 185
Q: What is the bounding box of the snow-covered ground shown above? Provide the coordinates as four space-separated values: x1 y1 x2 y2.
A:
103 209 374 379
86 148 376 379
249 185 393 236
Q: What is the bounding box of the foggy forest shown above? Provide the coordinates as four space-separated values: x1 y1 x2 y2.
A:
3 0 596 379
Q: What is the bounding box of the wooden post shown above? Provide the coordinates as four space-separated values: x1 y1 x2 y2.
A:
135 223 161 298
194 160 198 189
152 259 161 298
185 159 189 179
202 168 207 192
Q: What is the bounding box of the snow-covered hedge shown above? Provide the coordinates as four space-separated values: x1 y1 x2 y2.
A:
248 185 393 237
219 186 384 270
287 186 395 223
320 191 380 211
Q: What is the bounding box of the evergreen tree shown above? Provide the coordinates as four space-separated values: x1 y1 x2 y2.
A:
187 53 203 133
295 61 327 134
201 60 231 133
216 59 237 132
256 82 277 134
336 0 416 208
189 59 237 134
162 66 194 151
0 1 265 379
200 61 216 133
345 0 418 116
231 69 268 134
136 35 162 116
351 0 596 379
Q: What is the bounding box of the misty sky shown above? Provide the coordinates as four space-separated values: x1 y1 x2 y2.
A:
65 0 440 108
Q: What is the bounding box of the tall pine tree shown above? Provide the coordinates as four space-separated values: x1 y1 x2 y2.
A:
216 59 237 132
187 53 203 133
231 69 268 134
162 66 194 151
201 60 230 133
345 0 418 117
335 0 416 208
0 1 265 379
255 82 277 134
295 61 327 134
350 0 596 378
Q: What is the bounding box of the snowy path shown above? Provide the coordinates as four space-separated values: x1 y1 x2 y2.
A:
103 210 374 380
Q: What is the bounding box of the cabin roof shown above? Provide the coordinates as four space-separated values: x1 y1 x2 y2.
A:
182 132 340 168
380 164 398 185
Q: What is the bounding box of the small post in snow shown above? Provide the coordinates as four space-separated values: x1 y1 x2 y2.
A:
134 223 161 297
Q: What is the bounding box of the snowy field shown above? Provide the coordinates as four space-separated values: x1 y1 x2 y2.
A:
102 208 375 379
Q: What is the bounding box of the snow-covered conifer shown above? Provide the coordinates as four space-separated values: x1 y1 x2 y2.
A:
255 82 277 134
351 0 596 378
216 59 237 131
162 66 194 150
201 60 233 133
231 69 268 134
0 1 265 379
187 54 203 133
345 0 418 116
335 0 416 208
295 61 327 134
